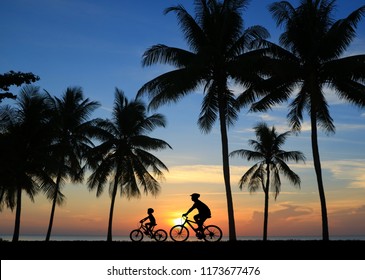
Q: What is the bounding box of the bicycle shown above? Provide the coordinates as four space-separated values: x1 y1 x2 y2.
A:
169 215 223 242
129 222 168 242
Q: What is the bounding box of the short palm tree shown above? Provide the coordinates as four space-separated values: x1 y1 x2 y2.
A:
44 87 100 241
137 0 270 241
86 88 171 242
0 85 54 242
244 0 365 240
230 122 305 241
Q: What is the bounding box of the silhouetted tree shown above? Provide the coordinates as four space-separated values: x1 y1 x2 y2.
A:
244 0 365 241
230 122 305 240
0 85 54 242
44 87 100 241
137 0 270 241
0 71 40 102
86 89 171 242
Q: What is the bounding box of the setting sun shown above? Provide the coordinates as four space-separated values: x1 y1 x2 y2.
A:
172 217 184 227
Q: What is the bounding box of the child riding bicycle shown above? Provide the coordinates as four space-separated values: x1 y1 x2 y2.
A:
140 208 156 235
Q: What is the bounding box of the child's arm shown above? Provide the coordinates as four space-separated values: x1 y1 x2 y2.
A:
140 216 147 223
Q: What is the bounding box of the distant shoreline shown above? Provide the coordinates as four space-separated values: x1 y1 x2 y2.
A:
1 234 365 242
2 240 365 260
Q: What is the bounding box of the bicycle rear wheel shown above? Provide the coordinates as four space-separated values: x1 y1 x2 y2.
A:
169 225 189 242
130 229 144 242
203 225 222 242
153 229 168 242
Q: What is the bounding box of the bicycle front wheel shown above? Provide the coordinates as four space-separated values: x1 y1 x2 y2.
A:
153 229 168 242
130 229 144 242
203 225 222 242
169 225 189 242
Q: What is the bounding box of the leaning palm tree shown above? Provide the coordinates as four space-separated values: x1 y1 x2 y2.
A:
230 122 305 241
43 87 100 241
86 88 171 242
244 0 365 240
0 85 54 242
137 0 270 241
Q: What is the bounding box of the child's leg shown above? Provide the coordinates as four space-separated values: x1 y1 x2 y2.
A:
145 223 151 234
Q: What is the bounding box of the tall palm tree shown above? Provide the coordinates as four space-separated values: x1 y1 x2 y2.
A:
137 0 270 241
230 122 305 241
0 85 54 242
0 123 17 213
0 106 16 211
244 0 365 241
43 87 100 241
86 88 171 242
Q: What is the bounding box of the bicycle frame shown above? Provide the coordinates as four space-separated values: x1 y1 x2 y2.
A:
169 215 223 242
180 216 201 232
130 222 168 242
139 222 153 234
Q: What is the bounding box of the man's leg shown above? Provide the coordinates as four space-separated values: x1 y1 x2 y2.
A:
200 217 207 232
195 214 204 232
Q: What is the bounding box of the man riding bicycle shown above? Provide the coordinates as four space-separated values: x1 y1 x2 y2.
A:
182 193 211 237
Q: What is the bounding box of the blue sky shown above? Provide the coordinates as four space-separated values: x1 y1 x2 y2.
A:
1 0 365 239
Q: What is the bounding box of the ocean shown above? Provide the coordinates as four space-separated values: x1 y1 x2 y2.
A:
1 234 365 242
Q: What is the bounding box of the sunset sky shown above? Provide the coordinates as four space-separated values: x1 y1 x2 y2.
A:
1 0 365 240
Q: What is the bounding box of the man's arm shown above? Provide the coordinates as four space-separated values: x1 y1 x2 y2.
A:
182 205 195 216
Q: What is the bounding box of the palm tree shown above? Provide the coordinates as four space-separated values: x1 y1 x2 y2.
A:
43 87 100 241
0 106 16 211
244 0 365 241
86 88 171 242
0 85 54 242
137 0 270 241
230 122 305 241
0 127 17 212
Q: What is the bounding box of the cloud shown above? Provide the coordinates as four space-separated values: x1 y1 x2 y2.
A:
329 204 365 235
164 165 224 184
335 123 365 132
243 203 365 236
322 160 365 189
241 203 319 236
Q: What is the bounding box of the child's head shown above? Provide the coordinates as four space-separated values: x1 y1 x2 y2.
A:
147 208 154 214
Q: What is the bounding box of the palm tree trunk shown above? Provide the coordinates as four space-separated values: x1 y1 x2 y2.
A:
0 189 4 202
107 172 120 242
45 194 57 241
310 112 329 241
12 187 22 242
45 173 61 241
218 101 236 241
263 165 270 241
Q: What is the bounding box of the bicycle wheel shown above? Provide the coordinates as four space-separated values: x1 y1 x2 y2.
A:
203 225 222 242
153 229 168 242
169 225 189 242
130 229 144 242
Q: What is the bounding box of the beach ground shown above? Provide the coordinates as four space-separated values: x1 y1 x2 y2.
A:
1 240 364 260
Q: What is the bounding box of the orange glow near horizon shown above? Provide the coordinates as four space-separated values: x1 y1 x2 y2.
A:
1 163 365 239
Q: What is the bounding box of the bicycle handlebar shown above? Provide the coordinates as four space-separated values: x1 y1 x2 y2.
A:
180 215 196 223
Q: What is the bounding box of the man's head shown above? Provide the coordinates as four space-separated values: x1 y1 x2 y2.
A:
190 193 200 201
